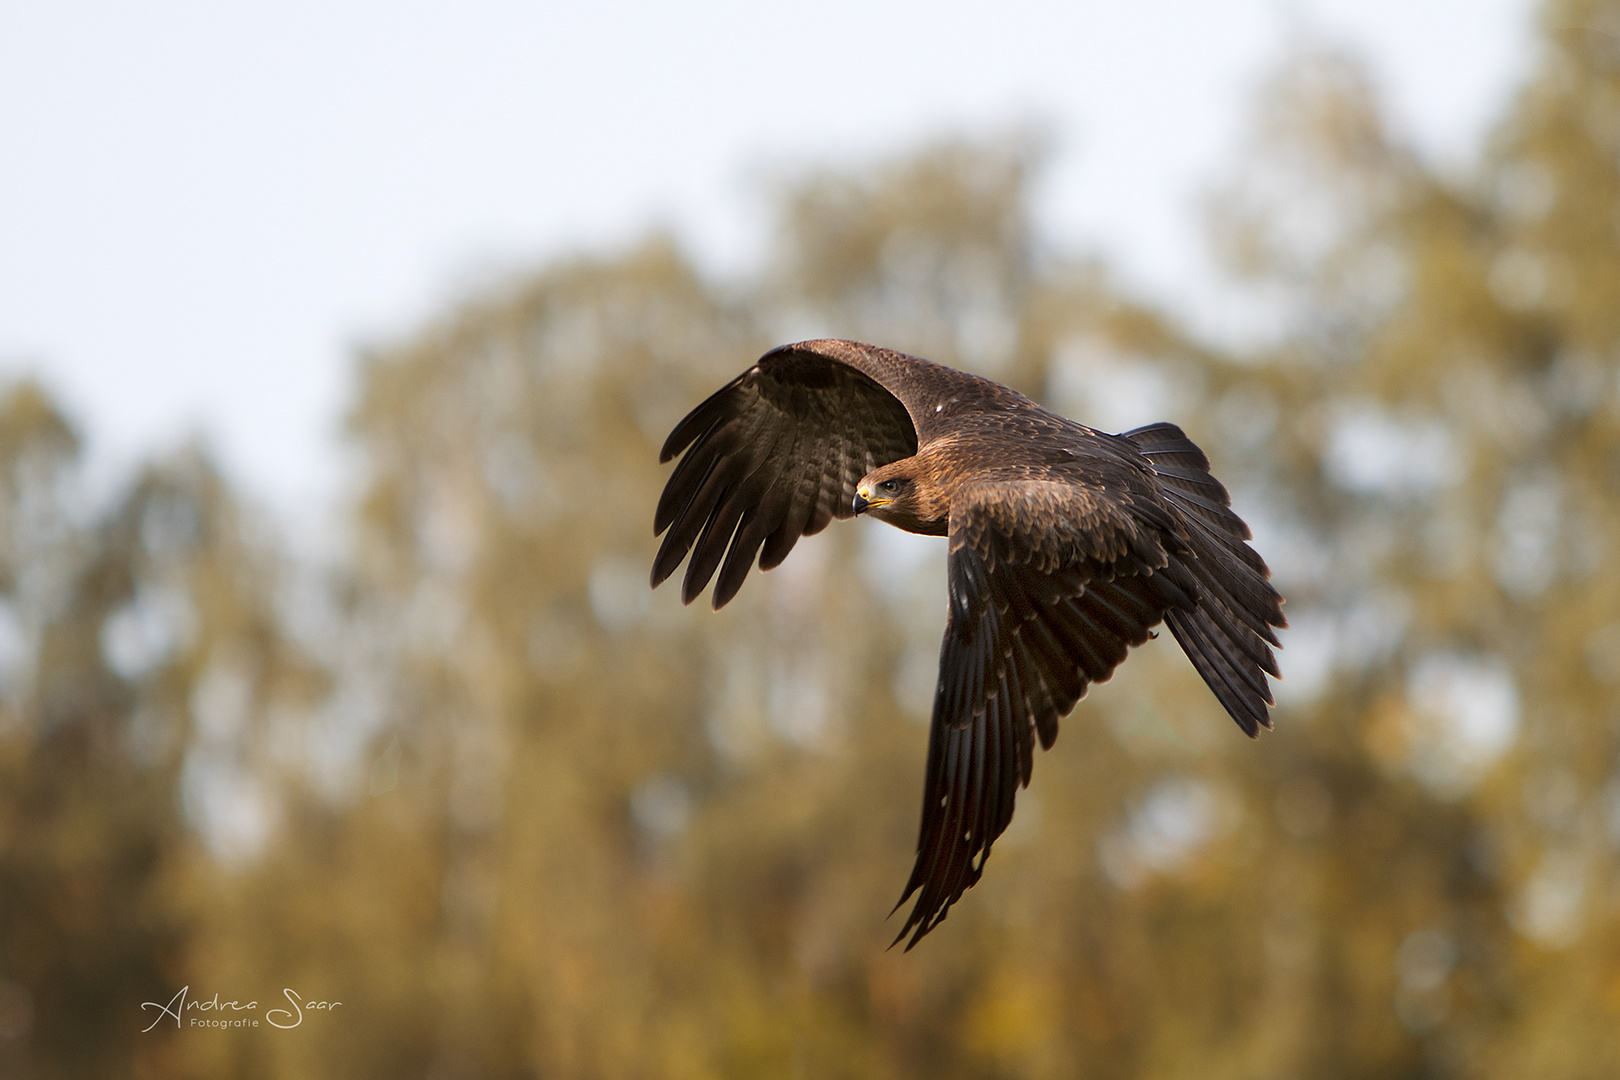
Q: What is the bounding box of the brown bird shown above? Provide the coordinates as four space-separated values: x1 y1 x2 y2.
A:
652 339 1285 948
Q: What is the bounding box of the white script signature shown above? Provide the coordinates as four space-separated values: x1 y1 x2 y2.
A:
140 986 342 1032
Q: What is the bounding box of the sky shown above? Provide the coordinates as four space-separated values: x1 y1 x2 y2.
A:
0 0 1538 521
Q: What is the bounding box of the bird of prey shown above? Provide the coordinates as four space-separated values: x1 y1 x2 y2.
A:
651 339 1284 948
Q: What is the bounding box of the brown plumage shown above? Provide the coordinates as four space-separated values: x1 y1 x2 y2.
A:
652 339 1285 948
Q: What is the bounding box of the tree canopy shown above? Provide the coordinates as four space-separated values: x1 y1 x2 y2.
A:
4 2 1620 1076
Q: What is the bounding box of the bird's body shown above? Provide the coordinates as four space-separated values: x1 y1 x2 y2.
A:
652 339 1285 947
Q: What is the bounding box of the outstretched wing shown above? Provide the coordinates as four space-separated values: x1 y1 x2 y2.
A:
893 475 1205 949
653 340 965 608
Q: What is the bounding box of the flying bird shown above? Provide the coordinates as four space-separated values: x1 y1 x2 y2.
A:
651 339 1285 948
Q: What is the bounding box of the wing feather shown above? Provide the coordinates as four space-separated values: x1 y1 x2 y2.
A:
682 455 784 603
1125 422 1287 731
1164 608 1271 735
653 342 927 605
893 480 1197 948
1051 599 1128 681
651 456 720 586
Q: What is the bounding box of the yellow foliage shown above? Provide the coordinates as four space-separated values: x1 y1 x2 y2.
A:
4 2 1620 1075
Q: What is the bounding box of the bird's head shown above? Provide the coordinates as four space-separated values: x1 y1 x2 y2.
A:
854 461 947 534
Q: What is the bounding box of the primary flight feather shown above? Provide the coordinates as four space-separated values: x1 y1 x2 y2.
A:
652 339 1285 948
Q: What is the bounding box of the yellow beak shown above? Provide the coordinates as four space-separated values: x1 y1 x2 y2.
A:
853 487 892 514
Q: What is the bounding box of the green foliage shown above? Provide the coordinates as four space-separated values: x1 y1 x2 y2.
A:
3 3 1620 1074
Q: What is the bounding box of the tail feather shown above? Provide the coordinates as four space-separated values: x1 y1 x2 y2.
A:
1126 423 1286 734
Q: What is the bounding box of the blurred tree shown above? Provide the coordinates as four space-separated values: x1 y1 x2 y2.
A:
0 385 326 1077
3 0 1619 1075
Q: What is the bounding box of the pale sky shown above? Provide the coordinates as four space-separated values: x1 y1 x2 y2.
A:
0 0 1537 519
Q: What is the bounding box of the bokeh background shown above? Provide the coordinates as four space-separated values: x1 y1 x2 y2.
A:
4 0 1620 1076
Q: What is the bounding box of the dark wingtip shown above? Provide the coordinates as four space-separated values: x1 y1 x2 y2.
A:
650 537 687 592
651 543 699 602
1228 694 1264 738
659 409 709 464
1241 699 1275 737
649 565 699 608
901 913 938 951
680 561 716 606
659 394 731 465
889 919 928 952
885 882 926 950
658 427 689 465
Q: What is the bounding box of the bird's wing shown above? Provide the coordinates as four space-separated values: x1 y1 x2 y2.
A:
653 340 967 607
892 475 1204 948
1124 422 1286 736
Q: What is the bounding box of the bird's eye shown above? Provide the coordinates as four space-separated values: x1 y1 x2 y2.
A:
880 479 899 493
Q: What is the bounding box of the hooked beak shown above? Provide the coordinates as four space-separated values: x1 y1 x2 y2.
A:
853 487 890 515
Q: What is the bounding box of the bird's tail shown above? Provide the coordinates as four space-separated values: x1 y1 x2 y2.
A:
1124 422 1286 736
